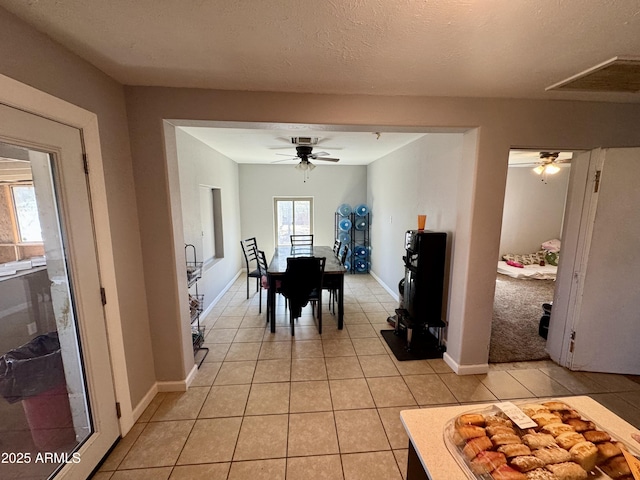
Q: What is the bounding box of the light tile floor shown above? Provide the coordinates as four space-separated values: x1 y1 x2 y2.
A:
94 274 640 480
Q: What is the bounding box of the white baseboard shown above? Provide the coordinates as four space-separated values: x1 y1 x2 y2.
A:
443 352 489 375
184 364 199 389
369 270 400 303
129 383 159 431
0 302 29 319
157 379 189 392
201 269 242 318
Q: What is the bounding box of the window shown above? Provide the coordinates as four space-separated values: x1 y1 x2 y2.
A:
12 185 43 242
274 197 313 246
199 186 224 261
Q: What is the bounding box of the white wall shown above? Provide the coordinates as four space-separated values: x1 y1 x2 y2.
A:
367 133 464 308
238 164 367 258
176 129 243 311
499 166 570 256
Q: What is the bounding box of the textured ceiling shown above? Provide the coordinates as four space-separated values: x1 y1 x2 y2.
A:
2 0 640 102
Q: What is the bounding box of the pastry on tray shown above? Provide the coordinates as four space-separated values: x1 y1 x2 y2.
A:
491 464 527 480
462 435 493 461
522 433 558 449
533 446 572 465
595 441 622 464
582 429 611 443
498 443 532 458
524 468 558 480
555 432 586 450
470 450 507 475
599 454 632 478
544 461 588 480
510 455 547 472
568 441 597 472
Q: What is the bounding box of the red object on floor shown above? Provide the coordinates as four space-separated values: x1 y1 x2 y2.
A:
22 383 76 449
506 260 524 268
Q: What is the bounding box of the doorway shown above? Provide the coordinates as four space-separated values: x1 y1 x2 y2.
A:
0 104 119 479
489 150 572 363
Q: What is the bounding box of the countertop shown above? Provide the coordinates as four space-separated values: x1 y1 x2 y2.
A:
400 396 640 480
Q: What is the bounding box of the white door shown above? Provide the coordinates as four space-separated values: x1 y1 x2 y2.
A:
566 147 640 374
0 104 119 479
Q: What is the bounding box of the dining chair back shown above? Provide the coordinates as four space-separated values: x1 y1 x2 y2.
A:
240 237 261 298
280 256 326 335
333 239 342 255
290 234 314 247
327 245 349 315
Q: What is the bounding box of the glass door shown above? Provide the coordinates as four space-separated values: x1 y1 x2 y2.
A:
0 104 119 479
274 197 313 246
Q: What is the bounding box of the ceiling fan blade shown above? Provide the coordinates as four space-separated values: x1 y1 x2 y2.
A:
275 152 297 156
315 157 340 162
271 158 296 163
311 151 330 157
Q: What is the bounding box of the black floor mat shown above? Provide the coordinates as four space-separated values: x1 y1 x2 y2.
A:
381 329 445 361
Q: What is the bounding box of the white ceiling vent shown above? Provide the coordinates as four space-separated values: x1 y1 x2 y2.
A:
291 137 319 146
546 56 640 93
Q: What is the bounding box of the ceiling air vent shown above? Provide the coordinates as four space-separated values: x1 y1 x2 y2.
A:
546 56 640 93
291 137 319 146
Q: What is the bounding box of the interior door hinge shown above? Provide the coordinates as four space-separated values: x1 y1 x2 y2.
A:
115 402 121 419
100 287 107 306
594 170 601 193
82 153 89 174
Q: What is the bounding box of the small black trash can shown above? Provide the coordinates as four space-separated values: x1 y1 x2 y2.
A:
0 332 75 448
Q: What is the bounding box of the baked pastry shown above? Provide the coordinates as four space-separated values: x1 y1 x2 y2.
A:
470 450 507 475
545 462 587 480
533 446 572 465
525 468 558 480
492 433 523 446
565 419 595 433
599 455 631 478
485 415 514 427
457 413 486 427
544 461 588 480
532 412 562 428
463 435 493 461
454 424 486 444
555 432 585 450
541 422 575 437
510 455 547 472
523 433 558 449
521 404 551 417
596 441 622 464
491 464 527 480
498 443 532 458
487 425 518 436
582 430 611 443
559 410 581 421
569 441 597 472
542 401 571 412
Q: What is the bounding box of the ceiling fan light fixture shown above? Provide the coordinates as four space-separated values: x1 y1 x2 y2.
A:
545 164 561 175
533 165 545 175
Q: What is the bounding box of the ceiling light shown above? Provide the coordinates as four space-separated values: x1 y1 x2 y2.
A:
533 165 545 175
545 164 560 175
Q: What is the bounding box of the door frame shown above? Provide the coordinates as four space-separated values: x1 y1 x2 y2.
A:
0 74 132 434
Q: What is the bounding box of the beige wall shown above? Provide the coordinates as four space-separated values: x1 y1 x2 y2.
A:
124 86 640 374
238 163 368 257
499 166 570 257
176 129 243 312
0 8 155 406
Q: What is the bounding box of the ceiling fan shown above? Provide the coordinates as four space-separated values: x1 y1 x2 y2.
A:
516 151 572 176
273 145 340 181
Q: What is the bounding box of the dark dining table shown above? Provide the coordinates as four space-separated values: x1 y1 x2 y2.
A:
266 245 346 333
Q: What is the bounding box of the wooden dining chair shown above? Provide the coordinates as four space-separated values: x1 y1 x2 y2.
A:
240 237 261 298
290 234 314 247
333 239 342 255
327 245 349 315
280 256 325 335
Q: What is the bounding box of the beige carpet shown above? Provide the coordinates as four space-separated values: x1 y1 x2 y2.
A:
489 274 555 363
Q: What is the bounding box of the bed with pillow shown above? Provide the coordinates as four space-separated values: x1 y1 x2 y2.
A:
498 240 560 280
